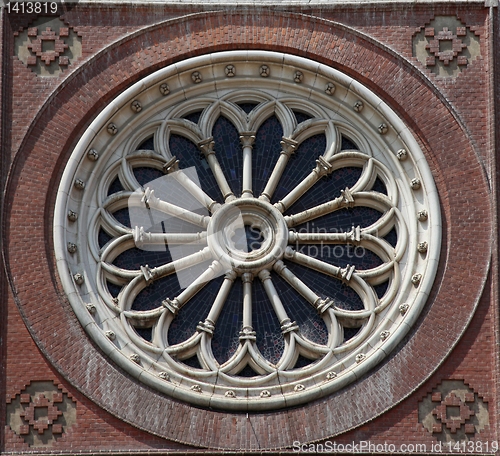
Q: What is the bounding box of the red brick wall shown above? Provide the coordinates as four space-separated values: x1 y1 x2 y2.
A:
3 295 193 452
494 5 500 452
1 4 496 453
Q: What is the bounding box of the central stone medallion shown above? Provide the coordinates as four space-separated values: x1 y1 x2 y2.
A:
207 198 288 274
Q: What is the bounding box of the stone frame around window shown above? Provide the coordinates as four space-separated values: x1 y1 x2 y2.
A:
53 51 441 411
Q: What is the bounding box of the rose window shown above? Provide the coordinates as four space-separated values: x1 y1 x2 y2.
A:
54 52 440 410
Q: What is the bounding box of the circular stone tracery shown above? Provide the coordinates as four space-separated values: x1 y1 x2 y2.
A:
54 51 441 411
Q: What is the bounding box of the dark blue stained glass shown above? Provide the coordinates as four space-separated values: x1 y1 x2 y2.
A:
133 167 164 187
253 279 285 365
98 227 113 249
181 355 203 369
232 225 264 252
384 227 398 248
107 176 124 196
132 273 182 312
293 206 384 233
113 246 173 270
273 134 326 206
270 271 328 346
286 166 363 216
341 135 358 150
168 274 224 346
169 134 223 204
372 176 387 195
294 355 316 369
283 261 364 312
106 281 122 298
212 279 243 364
212 116 242 197
293 111 313 124
343 326 361 342
112 208 131 228
137 136 155 151
373 280 389 300
237 103 259 114
252 115 283 197
291 243 383 271
134 327 153 342
183 110 202 124
238 364 260 377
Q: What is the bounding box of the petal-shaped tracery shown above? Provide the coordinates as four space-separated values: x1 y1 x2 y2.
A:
54 52 440 411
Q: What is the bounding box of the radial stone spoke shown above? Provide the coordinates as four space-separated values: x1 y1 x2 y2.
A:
141 187 210 228
273 260 325 310
198 137 236 202
259 137 297 202
163 156 221 213
274 155 334 213
240 133 256 198
153 246 212 279
197 270 238 335
284 188 354 227
239 272 256 340
288 226 361 244
284 247 355 282
162 260 222 315
258 269 298 334
133 227 207 246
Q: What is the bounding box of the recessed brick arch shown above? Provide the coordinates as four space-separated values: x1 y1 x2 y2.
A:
3 10 491 450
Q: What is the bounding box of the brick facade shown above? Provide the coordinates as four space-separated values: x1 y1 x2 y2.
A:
1 2 498 454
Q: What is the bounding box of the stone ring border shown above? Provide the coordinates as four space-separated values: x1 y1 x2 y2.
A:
53 51 441 412
3 12 491 450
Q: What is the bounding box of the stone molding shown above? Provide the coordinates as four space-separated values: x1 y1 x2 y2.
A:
2 11 491 449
